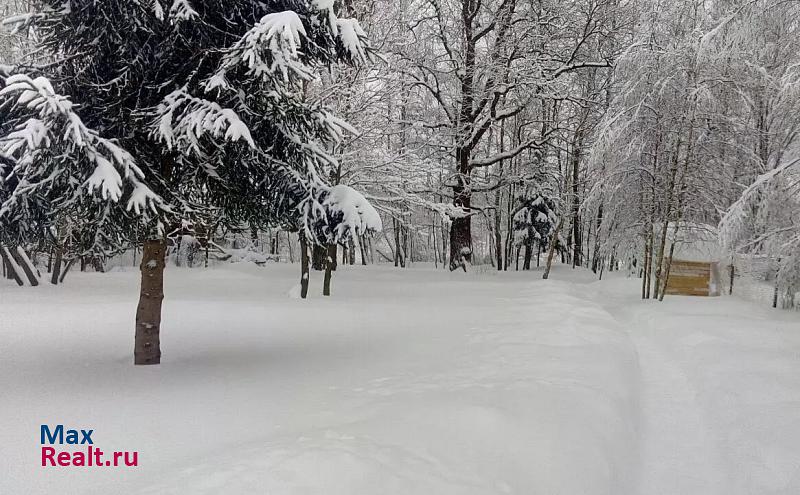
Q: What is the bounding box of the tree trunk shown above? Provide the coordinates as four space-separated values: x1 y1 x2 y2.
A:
59 258 76 284
329 243 338 272
359 235 368 265
323 243 336 296
51 248 63 285
312 244 326 271
729 264 735 295
449 186 472 271
772 258 781 308
175 236 183 267
494 194 503 271
92 257 105 273
13 247 40 286
449 221 471 269
134 239 166 365
348 238 356 265
368 236 375 264
0 246 24 286
393 219 406 268
653 164 679 300
658 239 677 302
299 232 310 299
592 204 603 273
543 218 564 280
523 241 532 270
643 233 652 299
537 242 541 268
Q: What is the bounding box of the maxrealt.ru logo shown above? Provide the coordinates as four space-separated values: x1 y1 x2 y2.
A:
40 425 138 467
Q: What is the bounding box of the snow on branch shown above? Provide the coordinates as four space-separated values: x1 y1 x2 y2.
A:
0 74 160 213
719 157 800 252
336 18 369 64
321 184 382 242
469 136 546 168
168 0 198 22
311 0 338 35
208 11 314 85
154 88 255 155
316 109 358 143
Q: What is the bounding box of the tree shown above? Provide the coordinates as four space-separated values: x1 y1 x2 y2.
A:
0 0 371 363
588 0 800 304
513 192 558 270
394 0 618 270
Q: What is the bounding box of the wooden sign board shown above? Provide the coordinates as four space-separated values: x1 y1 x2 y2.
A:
664 260 716 296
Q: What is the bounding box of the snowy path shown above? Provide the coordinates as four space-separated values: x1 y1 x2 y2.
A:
594 277 800 495
624 315 729 494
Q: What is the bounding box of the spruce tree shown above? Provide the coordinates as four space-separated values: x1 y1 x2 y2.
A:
0 0 371 363
513 193 558 271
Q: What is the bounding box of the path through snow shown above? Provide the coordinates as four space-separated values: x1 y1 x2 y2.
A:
593 276 800 495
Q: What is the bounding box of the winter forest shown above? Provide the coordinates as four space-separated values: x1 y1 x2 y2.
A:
1 0 800 493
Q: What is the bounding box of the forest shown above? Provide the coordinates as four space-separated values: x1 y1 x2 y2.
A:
1 0 799 494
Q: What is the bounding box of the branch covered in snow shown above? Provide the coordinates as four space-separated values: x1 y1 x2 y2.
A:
209 11 314 85
0 74 161 214
321 184 382 241
718 158 800 252
154 88 255 155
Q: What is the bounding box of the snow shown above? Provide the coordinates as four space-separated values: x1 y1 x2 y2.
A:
0 73 159 213
85 155 124 201
311 0 335 10
323 184 383 239
311 0 338 34
155 89 255 152
153 1 165 21
125 180 161 215
336 18 368 64
1 264 799 494
2 119 51 155
596 276 800 494
212 10 317 84
260 11 306 56
658 221 721 262
168 0 198 21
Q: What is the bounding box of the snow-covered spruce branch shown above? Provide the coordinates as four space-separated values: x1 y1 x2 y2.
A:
320 184 383 242
0 74 160 215
209 10 314 85
205 8 370 89
154 88 255 155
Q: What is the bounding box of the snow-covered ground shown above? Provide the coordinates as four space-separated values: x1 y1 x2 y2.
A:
0 263 798 494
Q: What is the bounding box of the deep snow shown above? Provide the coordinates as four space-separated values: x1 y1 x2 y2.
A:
0 263 798 494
